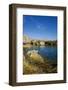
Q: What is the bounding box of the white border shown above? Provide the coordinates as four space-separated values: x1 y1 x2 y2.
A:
16 8 64 82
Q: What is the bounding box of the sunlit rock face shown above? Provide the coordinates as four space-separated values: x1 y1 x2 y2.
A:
26 50 44 64
40 41 45 46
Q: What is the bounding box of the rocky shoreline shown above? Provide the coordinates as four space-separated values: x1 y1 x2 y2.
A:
23 50 57 74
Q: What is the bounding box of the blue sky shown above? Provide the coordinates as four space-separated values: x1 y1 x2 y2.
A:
23 15 57 40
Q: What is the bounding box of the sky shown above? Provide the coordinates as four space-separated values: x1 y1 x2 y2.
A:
23 15 57 40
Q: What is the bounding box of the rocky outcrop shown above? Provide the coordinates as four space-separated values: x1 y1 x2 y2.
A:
23 50 57 74
26 50 44 64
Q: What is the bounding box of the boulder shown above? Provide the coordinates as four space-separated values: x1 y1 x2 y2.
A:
26 50 44 64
